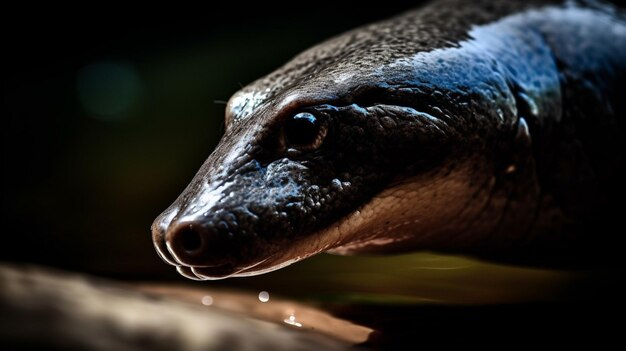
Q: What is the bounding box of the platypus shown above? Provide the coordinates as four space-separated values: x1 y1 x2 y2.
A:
152 0 626 280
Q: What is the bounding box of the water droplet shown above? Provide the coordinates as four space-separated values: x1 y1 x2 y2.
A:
201 295 214 306
258 291 270 302
283 310 303 328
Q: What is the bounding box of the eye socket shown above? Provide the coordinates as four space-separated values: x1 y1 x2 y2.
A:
284 112 327 151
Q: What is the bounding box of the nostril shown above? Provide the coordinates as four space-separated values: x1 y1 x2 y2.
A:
166 223 209 265
165 220 236 267
179 228 203 253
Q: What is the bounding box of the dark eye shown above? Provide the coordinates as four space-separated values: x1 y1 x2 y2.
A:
284 112 327 151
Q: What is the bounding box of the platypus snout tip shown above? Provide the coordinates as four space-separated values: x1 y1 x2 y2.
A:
151 214 178 266
152 211 250 279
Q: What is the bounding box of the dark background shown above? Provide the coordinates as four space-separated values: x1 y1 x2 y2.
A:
2 2 419 279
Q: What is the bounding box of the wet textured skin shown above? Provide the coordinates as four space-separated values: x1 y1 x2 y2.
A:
152 0 626 280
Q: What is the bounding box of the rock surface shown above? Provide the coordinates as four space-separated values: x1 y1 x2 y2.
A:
0 264 349 351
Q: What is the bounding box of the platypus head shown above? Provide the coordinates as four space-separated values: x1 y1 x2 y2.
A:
152 4 557 279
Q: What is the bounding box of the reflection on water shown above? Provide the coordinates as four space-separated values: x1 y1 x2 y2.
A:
224 251 587 305
138 251 617 347
283 310 303 328
138 283 373 344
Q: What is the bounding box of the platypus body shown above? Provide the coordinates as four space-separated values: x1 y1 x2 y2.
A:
152 0 626 280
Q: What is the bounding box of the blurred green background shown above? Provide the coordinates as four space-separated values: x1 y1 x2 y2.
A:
2 3 420 279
